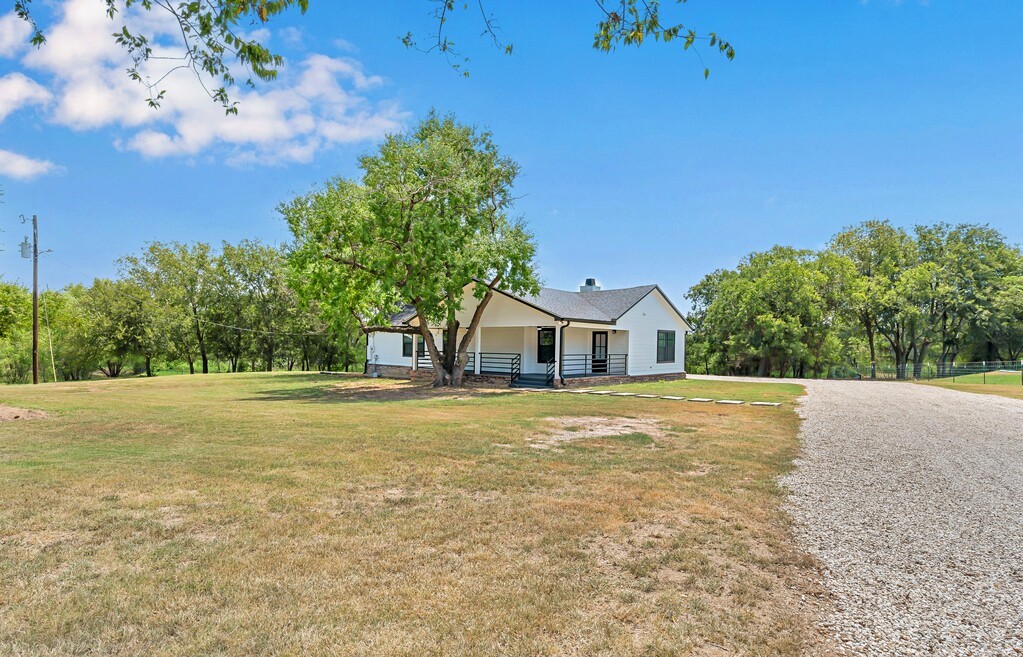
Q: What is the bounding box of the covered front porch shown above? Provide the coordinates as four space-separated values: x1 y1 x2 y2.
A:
413 324 629 386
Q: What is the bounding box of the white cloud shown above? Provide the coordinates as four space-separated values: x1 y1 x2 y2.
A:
0 12 31 58
278 27 305 47
0 149 60 180
332 38 358 53
0 72 51 121
11 0 406 165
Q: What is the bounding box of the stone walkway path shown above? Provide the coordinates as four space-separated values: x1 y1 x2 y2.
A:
543 388 782 406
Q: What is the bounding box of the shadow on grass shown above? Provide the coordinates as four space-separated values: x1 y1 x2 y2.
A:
242 379 520 404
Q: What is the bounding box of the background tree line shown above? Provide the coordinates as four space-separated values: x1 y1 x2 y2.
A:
0 240 364 384
686 220 1023 379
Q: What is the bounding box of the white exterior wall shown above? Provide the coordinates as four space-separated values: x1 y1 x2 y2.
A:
480 327 522 353
366 329 446 369
561 326 628 356
562 327 590 355
454 288 552 328
366 332 409 369
615 290 689 376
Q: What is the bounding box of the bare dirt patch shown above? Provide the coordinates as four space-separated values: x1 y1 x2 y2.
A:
529 416 666 449
0 405 47 422
327 379 515 402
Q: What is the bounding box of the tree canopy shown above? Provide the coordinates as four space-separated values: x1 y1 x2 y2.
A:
689 221 1023 379
284 112 539 386
0 240 362 383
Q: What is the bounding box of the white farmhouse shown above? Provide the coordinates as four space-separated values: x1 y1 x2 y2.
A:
365 278 692 388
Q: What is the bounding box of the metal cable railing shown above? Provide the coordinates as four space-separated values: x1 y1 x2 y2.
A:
560 353 627 377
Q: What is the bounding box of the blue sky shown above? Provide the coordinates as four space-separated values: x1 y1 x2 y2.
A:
1 1 1021 307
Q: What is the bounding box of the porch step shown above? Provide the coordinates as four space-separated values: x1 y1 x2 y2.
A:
511 373 553 389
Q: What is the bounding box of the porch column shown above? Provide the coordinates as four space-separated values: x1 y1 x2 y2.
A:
473 327 481 374
553 323 562 385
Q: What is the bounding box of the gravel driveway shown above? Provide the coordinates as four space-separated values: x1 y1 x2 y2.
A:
781 380 1023 656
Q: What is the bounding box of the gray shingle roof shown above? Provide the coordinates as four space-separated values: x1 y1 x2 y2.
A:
514 284 658 323
389 283 686 327
389 305 417 325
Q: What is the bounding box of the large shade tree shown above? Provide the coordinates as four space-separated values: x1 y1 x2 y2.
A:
284 113 539 387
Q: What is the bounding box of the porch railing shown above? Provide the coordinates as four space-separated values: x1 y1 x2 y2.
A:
417 352 523 379
417 352 475 371
561 353 628 378
545 358 557 387
478 352 521 377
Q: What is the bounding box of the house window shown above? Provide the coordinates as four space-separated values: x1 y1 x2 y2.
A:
537 328 556 363
402 334 413 358
417 336 426 358
657 330 676 363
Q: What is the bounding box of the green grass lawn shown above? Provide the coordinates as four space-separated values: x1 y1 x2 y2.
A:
922 371 1023 401
595 377 806 405
0 373 823 656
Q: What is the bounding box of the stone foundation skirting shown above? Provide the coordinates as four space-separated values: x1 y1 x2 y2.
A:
371 364 686 387
411 370 514 385
372 364 414 379
561 372 687 387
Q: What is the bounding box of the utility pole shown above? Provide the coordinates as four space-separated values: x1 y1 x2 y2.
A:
19 215 39 385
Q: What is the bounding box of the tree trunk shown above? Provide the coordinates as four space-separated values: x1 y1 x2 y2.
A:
895 349 908 379
866 322 877 380
757 355 770 377
913 341 930 379
188 358 195 375
451 350 470 386
145 355 152 377
192 310 208 374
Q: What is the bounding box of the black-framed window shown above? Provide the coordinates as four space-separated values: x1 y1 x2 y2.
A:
657 330 676 363
537 327 556 363
402 334 413 358
417 336 426 357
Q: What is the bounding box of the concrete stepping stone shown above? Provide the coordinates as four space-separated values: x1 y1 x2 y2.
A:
635 394 659 398
660 396 685 400
688 398 713 403
587 390 613 395
609 392 637 396
716 399 745 405
750 401 782 407
568 389 594 394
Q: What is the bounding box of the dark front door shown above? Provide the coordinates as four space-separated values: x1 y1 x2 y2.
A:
537 328 556 363
592 331 608 374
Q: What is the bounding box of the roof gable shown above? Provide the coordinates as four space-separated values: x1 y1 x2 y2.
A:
616 285 694 332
